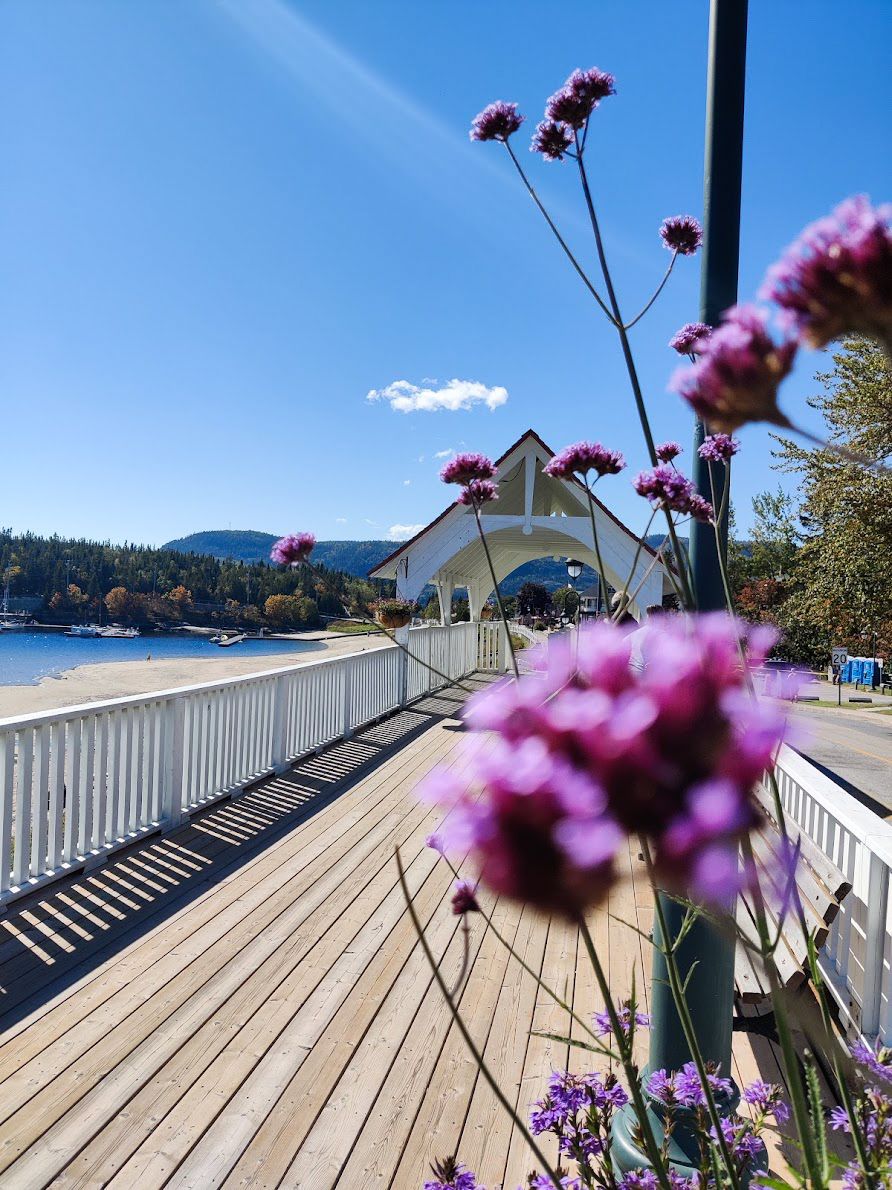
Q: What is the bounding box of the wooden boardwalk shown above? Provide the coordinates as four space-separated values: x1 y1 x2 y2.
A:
0 679 846 1188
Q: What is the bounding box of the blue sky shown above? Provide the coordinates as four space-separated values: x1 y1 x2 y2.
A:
2 0 889 548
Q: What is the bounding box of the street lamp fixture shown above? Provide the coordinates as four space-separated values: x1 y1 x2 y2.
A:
566 559 583 582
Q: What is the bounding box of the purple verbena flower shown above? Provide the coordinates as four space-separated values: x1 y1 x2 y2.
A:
698 434 740 463
660 216 703 256
451 880 480 916
270 532 316 567
655 441 682 463
544 441 626 480
760 195 892 349
545 67 615 129
669 322 712 356
670 304 797 434
440 452 497 485
469 101 524 143
457 479 499 507
633 466 714 522
531 120 574 161
421 614 785 913
423 1154 481 1190
426 832 445 855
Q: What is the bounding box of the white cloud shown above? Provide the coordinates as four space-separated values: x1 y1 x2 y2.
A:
434 448 454 459
403 479 411 486
366 378 508 414
335 517 347 524
387 523 425 541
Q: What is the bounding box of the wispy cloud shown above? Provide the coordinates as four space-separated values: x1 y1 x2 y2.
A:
367 379 508 414
388 523 425 541
434 448 454 459
403 479 411 486
335 517 347 524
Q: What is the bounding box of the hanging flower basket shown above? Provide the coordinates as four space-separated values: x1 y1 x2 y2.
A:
374 599 414 629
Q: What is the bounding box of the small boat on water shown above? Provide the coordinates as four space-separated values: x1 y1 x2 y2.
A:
0 615 32 631
66 624 104 637
100 626 140 638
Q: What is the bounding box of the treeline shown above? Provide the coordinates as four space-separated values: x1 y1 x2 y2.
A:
728 337 892 667
0 532 389 629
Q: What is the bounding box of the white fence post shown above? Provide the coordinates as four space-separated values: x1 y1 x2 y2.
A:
396 626 410 707
342 658 355 738
162 696 186 830
860 849 890 1038
271 673 289 772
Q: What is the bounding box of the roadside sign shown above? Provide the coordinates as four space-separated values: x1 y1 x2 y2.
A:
831 646 848 668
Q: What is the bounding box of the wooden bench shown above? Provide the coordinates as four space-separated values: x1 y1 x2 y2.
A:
734 784 852 1008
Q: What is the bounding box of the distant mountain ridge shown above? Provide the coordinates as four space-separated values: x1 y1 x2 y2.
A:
162 529 689 594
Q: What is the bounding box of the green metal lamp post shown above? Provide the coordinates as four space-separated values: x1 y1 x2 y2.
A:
614 0 750 1173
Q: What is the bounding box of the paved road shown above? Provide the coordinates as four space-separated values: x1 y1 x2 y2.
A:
789 703 892 817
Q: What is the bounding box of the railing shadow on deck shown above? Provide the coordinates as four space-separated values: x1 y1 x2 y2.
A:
0 679 491 1035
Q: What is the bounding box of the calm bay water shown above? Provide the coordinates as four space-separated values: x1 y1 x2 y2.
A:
0 631 316 686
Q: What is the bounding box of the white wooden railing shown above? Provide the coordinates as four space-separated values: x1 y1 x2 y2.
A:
771 744 892 1045
0 621 507 909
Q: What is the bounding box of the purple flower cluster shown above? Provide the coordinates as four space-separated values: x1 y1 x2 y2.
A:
698 434 740 463
660 216 703 256
440 453 497 485
451 880 480 916
646 1061 734 1109
423 614 785 913
670 305 797 434
760 195 892 349
531 120 574 161
544 68 616 131
270 532 316 567
742 1078 791 1125
851 1042 892 1086
655 441 682 463
529 1069 627 1175
633 466 714 523
669 322 712 356
457 479 499 507
592 1001 651 1041
829 1087 892 1190
423 1156 480 1190
544 441 626 480
469 101 524 143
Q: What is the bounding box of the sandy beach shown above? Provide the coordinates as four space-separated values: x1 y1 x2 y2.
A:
0 632 391 719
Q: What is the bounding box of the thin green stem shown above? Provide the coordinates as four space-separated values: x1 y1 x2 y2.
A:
611 511 657 622
740 836 828 1190
624 254 678 330
577 917 675 1190
572 146 695 610
306 562 479 694
503 141 618 327
583 482 612 616
437 852 616 1057
640 841 743 1190
472 503 519 679
396 849 565 1189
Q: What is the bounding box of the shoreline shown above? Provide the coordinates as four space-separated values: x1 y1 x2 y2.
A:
0 633 391 719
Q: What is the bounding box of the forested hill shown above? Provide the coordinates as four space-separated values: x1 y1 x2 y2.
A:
162 532 398 577
161 529 686 592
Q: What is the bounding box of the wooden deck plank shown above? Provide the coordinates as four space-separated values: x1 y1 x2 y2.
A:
384 896 520 1190
0 676 856 1190
454 904 551 1187
0 716 450 1080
